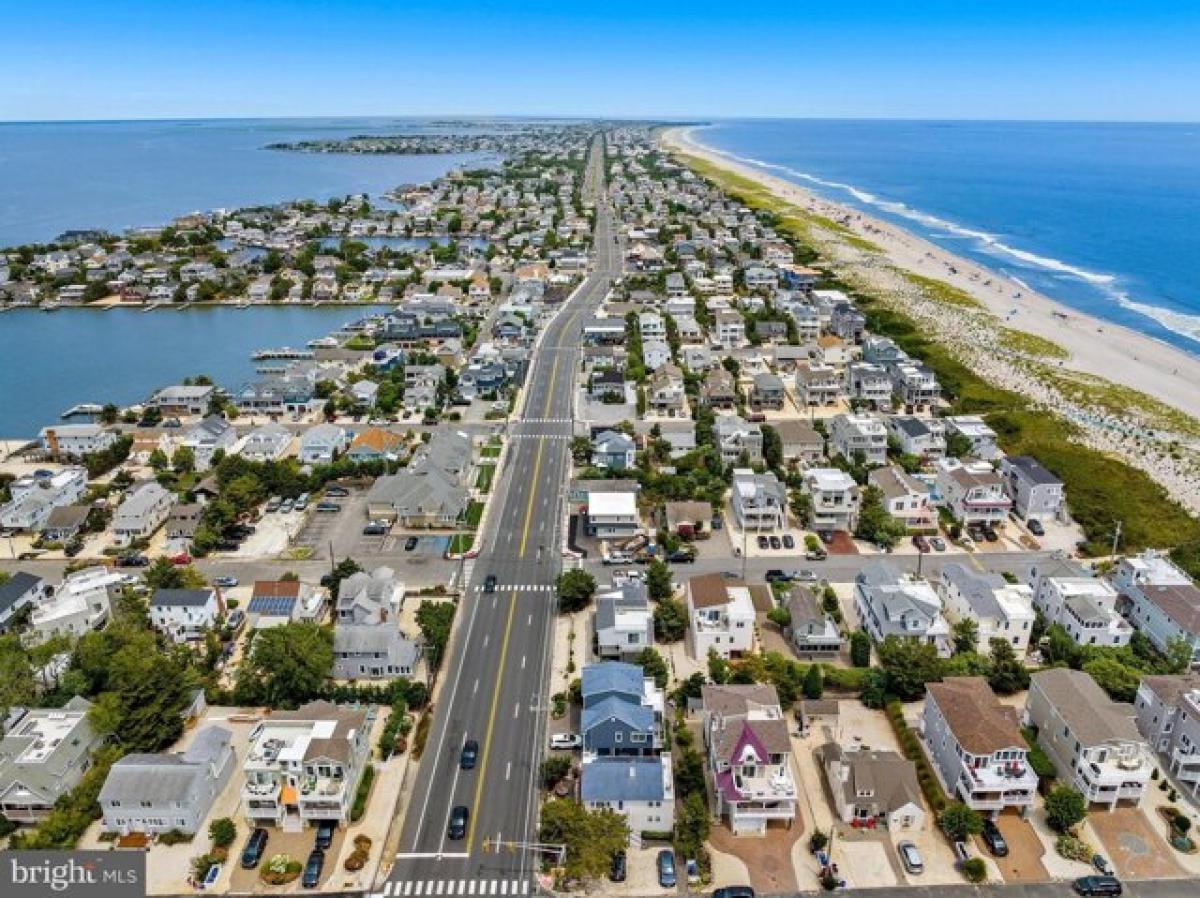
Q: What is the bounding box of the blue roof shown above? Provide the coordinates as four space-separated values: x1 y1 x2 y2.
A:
582 695 654 735
581 662 643 702
580 757 666 803
247 595 297 617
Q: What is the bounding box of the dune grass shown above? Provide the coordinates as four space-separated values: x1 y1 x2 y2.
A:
999 327 1070 360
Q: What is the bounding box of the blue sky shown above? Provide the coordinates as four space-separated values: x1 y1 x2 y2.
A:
5 1 1200 121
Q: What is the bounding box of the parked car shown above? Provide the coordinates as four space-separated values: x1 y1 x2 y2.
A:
295 493 310 511
930 536 947 552
213 576 238 588
657 850 676 888
280 498 295 514
667 550 696 564
265 496 283 513
315 502 341 512
460 739 479 770
171 553 193 566
1092 856 1113 876
782 534 795 549
898 841 923 875
404 536 419 551
953 841 971 866
805 549 827 561
447 806 469 841
483 574 498 593
301 849 324 888
756 535 769 550
240 828 269 869
711 515 723 530
226 609 244 632
1027 518 1046 536
913 535 931 552
117 554 149 567
314 820 335 851
982 819 1009 857
713 888 756 898
765 569 792 583
982 525 1000 542
795 569 818 583
609 851 627 883
325 486 350 497
1074 876 1122 897
363 523 388 536
549 733 582 750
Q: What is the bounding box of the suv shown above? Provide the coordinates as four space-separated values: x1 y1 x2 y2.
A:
447 805 469 840
314 820 335 851
764 569 791 583
713 889 756 898
1074 877 1122 897
657 850 676 888
898 840 923 875
982 819 1009 857
460 739 479 770
609 851 627 883
301 849 324 888
550 733 583 750
483 574 498 593
240 828 269 869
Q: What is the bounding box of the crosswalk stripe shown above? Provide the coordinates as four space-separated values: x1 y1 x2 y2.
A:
403 882 413 896
384 884 395 897
489 881 498 895
414 883 424 896
522 882 530 895
468 882 476 896
436 881 445 895
458 881 466 895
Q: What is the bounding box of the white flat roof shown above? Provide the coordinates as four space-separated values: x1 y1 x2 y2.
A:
588 492 637 516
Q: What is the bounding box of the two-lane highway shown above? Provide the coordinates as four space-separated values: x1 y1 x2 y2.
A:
383 135 617 898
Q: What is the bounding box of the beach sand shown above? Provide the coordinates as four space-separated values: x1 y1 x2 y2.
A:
663 126 1200 422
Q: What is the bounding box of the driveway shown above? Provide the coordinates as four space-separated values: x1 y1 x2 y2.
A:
708 820 802 894
1090 806 1185 880
984 812 1049 883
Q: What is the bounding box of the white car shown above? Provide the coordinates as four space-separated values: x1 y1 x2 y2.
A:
549 733 583 750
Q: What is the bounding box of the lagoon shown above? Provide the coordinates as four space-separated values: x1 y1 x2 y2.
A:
0 305 393 438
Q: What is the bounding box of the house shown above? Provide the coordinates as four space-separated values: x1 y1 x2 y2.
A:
700 684 797 835
889 361 940 408
0 697 101 823
682 345 715 372
346 427 406 462
350 380 379 408
594 584 654 661
785 586 843 657
1031 574 1131 648
714 414 763 465
934 458 1011 527
40 505 90 543
589 369 627 402
299 423 349 464
39 424 119 458
239 423 293 462
921 678 1038 814
802 468 860 533
937 563 1035 654
149 385 215 416
845 362 893 409
944 415 1001 460
586 490 641 540
112 480 174 545
773 419 824 466
247 579 324 628
99 726 236 836
1133 674 1200 802
663 501 713 541
1024 668 1152 808
166 503 203 545
366 465 469 527
1000 456 1066 523
795 363 843 407
829 413 888 467
1113 550 1200 664
182 415 238 471
231 377 316 416
819 745 925 830
701 368 739 410
150 587 222 643
581 662 664 756
868 466 936 532
31 566 124 639
580 756 674 833
647 364 685 417
333 567 421 679
751 373 786 410
854 562 950 656
887 416 946 460
242 701 375 827
731 469 787 532
686 573 756 660
0 572 46 632
0 467 88 532
641 339 674 372
591 430 637 471
715 310 746 349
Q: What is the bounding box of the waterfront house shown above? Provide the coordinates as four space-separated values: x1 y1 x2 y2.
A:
1000 455 1066 523
182 415 238 471
921 678 1038 815
854 562 950 656
1025 668 1152 808
242 701 375 829
112 480 174 545
238 423 293 462
934 457 1011 527
1133 674 1200 802
594 583 654 662
581 661 664 757
99 726 235 836
819 745 924 830
887 416 946 460
39 424 119 458
829 413 888 468
1112 550 1200 664
0 697 101 824
938 563 1034 654
944 415 1001 460
148 385 215 417
1030 573 1131 648
150 587 222 643
700 683 797 835
686 573 756 660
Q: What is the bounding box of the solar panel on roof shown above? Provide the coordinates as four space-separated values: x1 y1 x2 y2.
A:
247 596 297 617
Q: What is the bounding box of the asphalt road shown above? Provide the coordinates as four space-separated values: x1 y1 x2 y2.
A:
382 134 616 896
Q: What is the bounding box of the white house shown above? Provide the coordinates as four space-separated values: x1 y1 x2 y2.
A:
934 457 1011 527
580 756 674 834
854 562 951 656
299 423 349 465
1113 550 1200 665
1031 574 1132 648
150 587 222 643
686 573 756 659
944 415 1000 460
32 566 124 639
112 480 174 545
0 467 88 532
594 584 654 661
182 415 238 471
938 563 1035 654
730 469 787 532
586 491 641 540
39 425 119 458
1133 674 1200 803
803 468 860 533
829 413 888 467
238 424 293 462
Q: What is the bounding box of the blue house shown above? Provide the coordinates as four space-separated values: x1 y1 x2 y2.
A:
580 755 675 832
581 662 663 757
590 430 636 471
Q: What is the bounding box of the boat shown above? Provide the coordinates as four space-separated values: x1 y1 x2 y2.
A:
251 347 315 361
41 301 60 312
61 403 104 420
307 336 340 349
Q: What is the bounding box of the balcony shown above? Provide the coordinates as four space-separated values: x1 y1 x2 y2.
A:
732 765 797 803
242 779 282 802
963 761 1038 800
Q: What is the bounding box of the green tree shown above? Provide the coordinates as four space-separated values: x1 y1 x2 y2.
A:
938 802 984 841
0 635 36 722
767 605 792 629
1044 785 1087 833
416 600 457 671
645 561 673 602
148 448 169 471
987 637 1031 694
653 598 688 642
538 799 630 881
557 569 596 614
209 817 237 848
850 629 872 667
853 485 906 549
803 663 825 700
1082 656 1141 702
951 619 979 655
877 635 943 701
235 622 332 707
636 647 669 689
674 791 711 860
171 445 195 474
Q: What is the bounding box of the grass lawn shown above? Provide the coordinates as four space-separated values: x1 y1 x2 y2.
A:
447 533 473 554
480 445 501 459
464 500 485 528
475 464 496 493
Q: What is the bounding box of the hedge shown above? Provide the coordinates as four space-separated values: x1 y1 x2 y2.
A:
886 701 947 813
350 764 376 823
1020 727 1059 791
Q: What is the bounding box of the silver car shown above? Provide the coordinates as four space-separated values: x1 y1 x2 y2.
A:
898 841 923 875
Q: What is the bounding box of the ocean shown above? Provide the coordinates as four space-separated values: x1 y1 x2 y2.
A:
694 120 1200 354
0 117 492 248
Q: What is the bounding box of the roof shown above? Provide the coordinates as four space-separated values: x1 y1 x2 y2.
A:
99 727 231 805
151 588 214 608
248 581 300 618
582 662 644 700
43 505 90 530
1140 674 1200 707
266 701 368 764
821 745 922 815
1142 584 1200 634
587 491 637 517
926 677 1023 754
1005 455 1062 486
1032 668 1142 745
941 563 1008 618
580 757 667 803
0 572 42 614
688 572 733 609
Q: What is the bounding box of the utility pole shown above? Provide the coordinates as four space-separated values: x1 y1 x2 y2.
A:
1111 520 1123 560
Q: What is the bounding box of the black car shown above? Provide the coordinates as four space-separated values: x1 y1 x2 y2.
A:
483 574 498 594
1027 518 1046 536
1074 876 1122 897
301 849 324 888
363 523 387 536
768 535 782 550
713 888 756 898
460 739 479 770
117 554 149 567
667 550 696 563
981 819 1009 857
764 569 791 583
609 851 627 882
756 535 769 549
404 536 419 551
447 805 469 840
240 827 269 869
781 534 795 549
314 820 336 851
325 486 350 497
315 501 341 512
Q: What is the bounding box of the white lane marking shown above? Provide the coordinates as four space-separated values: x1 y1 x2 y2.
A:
501 882 509 896
505 761 512 780
489 883 498 896
513 701 520 718
527 613 532 625
473 678 479 695
415 883 425 896
403 883 413 896
458 881 466 895
468 883 476 896
521 654 526 670
522 883 530 895
483 634 489 648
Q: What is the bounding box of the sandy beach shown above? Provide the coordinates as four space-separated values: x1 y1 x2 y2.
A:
664 126 1200 423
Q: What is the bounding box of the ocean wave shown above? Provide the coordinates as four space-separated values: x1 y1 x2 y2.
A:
1115 293 1200 345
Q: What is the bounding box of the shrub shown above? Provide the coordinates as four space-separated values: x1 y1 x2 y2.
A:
1056 835 1093 863
350 764 376 823
809 830 829 852
1044 786 1087 834
158 828 192 846
885 701 947 812
962 857 987 883
208 817 236 849
849 630 872 667
939 803 983 841
260 854 302 885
